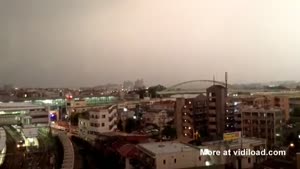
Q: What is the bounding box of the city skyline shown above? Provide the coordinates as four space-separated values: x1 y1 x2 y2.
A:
1 0 300 87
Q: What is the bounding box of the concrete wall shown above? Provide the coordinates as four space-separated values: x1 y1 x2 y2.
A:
155 150 204 169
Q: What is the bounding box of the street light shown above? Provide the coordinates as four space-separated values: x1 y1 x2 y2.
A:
205 161 211 166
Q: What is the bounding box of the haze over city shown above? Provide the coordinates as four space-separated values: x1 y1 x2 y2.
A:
1 0 300 87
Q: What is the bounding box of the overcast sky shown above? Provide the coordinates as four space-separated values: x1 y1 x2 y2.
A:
1 0 300 87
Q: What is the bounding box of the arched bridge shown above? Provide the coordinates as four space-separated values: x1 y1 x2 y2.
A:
157 80 300 97
158 80 233 95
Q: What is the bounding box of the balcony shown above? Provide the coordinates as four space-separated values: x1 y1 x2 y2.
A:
183 115 193 122
182 122 192 127
208 110 216 115
109 115 116 122
208 118 216 122
208 125 217 129
209 102 216 107
234 117 241 121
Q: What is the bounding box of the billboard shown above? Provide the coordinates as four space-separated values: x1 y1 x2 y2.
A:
223 131 241 141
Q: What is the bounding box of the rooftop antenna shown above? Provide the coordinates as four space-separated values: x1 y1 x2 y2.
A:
225 72 228 89
213 75 216 85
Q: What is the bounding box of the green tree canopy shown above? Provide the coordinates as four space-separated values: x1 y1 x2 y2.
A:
148 85 166 98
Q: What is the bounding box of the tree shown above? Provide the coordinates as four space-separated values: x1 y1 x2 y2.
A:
125 118 141 133
292 107 300 117
161 125 177 139
70 113 79 126
148 85 166 98
117 120 123 131
136 89 146 99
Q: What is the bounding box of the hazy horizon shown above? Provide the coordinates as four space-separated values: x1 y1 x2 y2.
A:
1 0 300 87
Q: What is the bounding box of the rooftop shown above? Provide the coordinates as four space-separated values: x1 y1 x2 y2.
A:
79 111 90 120
138 142 198 156
0 102 45 111
202 138 266 149
241 106 282 112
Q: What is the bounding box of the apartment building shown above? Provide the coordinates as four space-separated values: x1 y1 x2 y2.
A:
142 110 170 129
207 85 227 137
175 85 229 140
66 99 88 113
227 98 242 132
78 105 118 140
253 96 290 121
241 107 284 147
149 100 175 112
175 95 208 140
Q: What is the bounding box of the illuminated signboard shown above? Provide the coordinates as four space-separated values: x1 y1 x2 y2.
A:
223 131 241 141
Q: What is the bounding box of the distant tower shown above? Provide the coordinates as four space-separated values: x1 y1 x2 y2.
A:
225 72 228 96
225 72 228 90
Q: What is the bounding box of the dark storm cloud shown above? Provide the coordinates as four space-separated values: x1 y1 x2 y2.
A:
1 0 300 87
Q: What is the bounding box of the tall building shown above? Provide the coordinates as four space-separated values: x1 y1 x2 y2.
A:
134 79 145 89
175 84 229 140
241 107 284 148
175 95 208 140
227 98 242 132
206 85 227 137
123 81 134 90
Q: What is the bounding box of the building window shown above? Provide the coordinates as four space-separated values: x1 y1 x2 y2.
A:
95 115 98 119
102 123 105 127
102 115 106 118
199 156 201 161
163 160 166 165
248 158 251 164
174 159 176 163
91 115 94 118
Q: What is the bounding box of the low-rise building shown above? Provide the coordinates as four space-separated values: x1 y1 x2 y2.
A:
202 138 267 169
78 113 90 140
133 138 266 169
136 142 205 169
142 110 169 128
0 103 49 142
78 105 118 140
66 99 88 113
150 101 175 112
0 102 49 126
